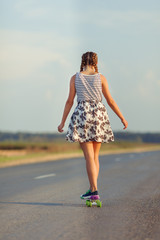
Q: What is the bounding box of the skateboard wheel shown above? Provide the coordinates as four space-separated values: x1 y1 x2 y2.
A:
96 200 102 208
86 200 89 206
89 201 92 207
86 200 92 207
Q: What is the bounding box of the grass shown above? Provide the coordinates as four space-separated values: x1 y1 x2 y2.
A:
0 152 47 163
0 141 81 165
0 141 80 151
0 141 160 166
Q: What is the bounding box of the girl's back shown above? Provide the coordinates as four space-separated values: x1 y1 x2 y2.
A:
75 72 102 103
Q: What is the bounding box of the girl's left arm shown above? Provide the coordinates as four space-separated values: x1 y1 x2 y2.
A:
58 75 76 132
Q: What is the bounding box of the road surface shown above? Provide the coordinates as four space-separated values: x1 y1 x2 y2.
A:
0 151 160 240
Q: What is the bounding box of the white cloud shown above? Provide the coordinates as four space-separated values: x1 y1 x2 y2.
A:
0 43 70 80
45 89 53 101
0 30 75 80
14 0 49 18
77 9 160 34
14 1 160 34
137 69 160 99
14 0 72 21
145 69 155 80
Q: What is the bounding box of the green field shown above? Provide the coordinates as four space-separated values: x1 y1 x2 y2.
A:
0 141 160 167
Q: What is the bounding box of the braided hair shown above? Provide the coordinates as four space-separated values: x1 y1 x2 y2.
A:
80 52 98 73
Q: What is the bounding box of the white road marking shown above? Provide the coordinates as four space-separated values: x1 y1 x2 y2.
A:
115 157 121 162
34 173 56 179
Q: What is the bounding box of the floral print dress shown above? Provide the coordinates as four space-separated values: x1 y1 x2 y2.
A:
66 73 114 143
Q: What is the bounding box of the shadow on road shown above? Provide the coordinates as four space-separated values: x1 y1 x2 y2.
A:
0 201 85 207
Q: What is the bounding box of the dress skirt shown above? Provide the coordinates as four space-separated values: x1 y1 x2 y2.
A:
66 100 114 143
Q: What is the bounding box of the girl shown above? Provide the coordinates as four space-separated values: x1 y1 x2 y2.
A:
58 51 128 200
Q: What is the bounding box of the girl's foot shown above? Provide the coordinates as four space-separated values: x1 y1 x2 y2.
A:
80 189 99 200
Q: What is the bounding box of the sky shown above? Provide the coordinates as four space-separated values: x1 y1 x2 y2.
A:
0 0 160 133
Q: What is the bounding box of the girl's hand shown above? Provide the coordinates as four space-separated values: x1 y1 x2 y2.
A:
58 123 64 133
121 118 128 130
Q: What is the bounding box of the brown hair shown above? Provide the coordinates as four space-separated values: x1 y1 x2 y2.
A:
80 52 98 73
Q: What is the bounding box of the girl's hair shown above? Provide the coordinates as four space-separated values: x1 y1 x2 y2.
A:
80 52 98 73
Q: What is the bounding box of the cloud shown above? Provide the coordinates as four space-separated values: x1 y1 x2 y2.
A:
76 9 160 35
104 10 160 25
14 0 50 18
0 43 70 80
137 69 160 100
13 0 73 21
45 89 53 101
14 1 160 34
0 30 75 80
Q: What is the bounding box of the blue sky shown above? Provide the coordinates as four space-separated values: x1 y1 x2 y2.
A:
0 0 160 133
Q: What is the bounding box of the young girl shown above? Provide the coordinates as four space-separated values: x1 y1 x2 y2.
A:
58 51 128 200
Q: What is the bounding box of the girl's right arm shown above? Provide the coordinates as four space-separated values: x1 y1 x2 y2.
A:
58 75 76 133
101 74 128 129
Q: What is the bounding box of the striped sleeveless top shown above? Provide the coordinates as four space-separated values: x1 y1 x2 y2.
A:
75 72 102 102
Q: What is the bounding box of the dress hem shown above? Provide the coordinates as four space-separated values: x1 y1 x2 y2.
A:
65 138 114 143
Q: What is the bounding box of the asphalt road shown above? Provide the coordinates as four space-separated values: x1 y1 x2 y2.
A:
0 151 160 240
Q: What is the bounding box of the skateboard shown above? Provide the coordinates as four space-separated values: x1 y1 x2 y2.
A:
85 195 102 207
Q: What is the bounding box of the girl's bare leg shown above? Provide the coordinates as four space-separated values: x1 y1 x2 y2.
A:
93 142 101 180
80 142 97 192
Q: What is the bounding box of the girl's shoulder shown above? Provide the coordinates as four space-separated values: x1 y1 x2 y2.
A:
71 73 77 79
69 74 76 85
99 73 105 78
99 73 107 82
